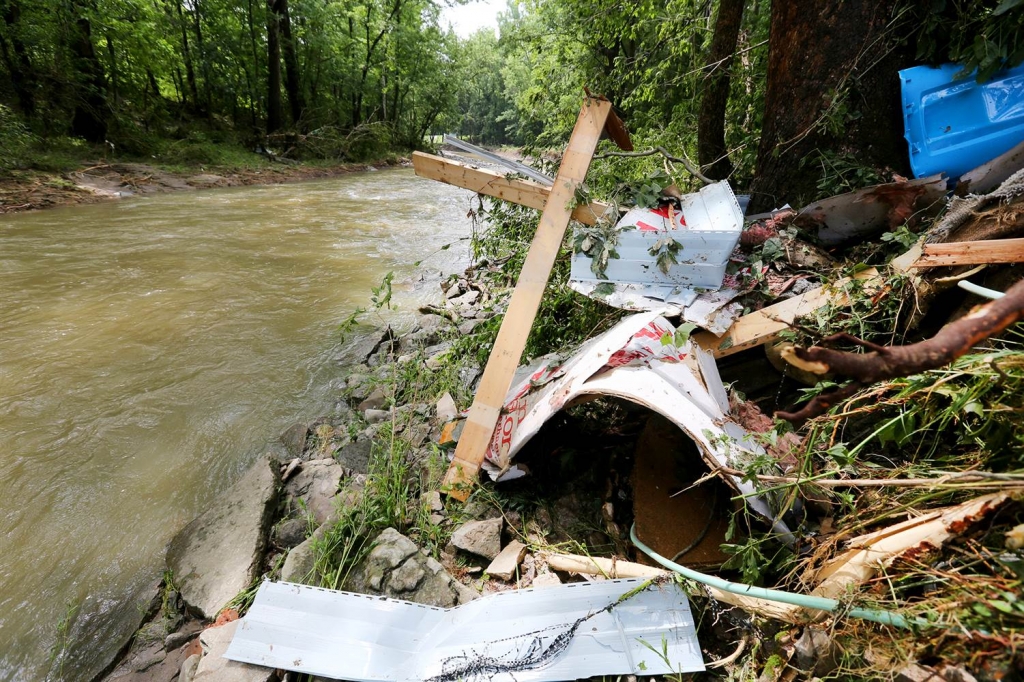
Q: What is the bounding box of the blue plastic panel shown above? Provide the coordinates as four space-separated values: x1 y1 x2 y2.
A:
900 62 1024 179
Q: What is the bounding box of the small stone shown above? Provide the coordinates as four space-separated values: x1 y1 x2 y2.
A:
337 440 372 474
458 320 480 336
794 626 839 677
274 517 307 548
451 289 480 307
451 517 503 560
364 408 390 423
358 387 387 411
281 536 317 584
284 458 345 525
435 393 457 423
281 457 302 481
485 540 527 581
429 513 446 526
180 653 201 682
278 422 309 458
165 629 197 651
421 491 444 513
531 572 563 588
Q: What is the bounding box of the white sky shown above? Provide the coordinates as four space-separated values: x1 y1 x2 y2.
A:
440 0 505 38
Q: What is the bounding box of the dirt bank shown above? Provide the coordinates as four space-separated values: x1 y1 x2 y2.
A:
0 158 407 214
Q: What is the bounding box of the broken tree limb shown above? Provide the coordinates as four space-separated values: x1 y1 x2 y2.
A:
411 152 614 226
592 146 712 185
910 237 1024 268
776 277 1024 426
441 96 619 499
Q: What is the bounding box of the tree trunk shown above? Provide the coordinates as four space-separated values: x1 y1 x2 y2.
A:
0 0 36 116
265 0 283 133
747 0 912 214
192 0 213 114
274 0 304 127
697 0 744 181
175 0 200 110
105 34 118 106
69 9 108 142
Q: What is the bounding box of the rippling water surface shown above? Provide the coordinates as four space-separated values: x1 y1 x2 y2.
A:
0 169 474 680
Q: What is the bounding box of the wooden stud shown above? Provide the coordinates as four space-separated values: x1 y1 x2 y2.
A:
692 268 881 358
910 238 1024 268
411 152 613 226
442 98 613 498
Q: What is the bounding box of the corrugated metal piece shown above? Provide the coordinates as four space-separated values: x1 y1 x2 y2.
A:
224 578 704 681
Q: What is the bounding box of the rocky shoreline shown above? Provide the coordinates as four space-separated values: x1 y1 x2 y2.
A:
87 266 541 682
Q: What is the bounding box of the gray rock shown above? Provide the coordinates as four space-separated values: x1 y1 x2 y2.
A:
278 422 309 458
451 518 503 560
421 491 444 513
358 387 387 411
347 528 477 607
364 408 390 424
180 654 201 682
459 366 481 390
337 440 372 474
274 517 307 549
445 281 465 299
167 457 281 619
435 393 457 424
458 320 480 336
193 621 275 682
794 626 839 677
346 373 370 402
284 458 344 525
281 535 318 584
405 423 430 447
451 290 480 307
165 626 200 651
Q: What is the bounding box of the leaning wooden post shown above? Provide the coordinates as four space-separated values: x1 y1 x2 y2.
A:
442 96 614 499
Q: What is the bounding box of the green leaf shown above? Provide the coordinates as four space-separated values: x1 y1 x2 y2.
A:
973 603 993 617
994 0 1024 16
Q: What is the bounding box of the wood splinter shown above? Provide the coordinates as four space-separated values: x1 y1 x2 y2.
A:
776 278 1024 427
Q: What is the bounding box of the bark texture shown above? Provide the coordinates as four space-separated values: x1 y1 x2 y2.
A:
747 0 911 213
777 278 1024 426
697 0 744 181
266 0 284 133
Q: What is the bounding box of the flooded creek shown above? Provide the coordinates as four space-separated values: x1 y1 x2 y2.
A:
0 169 474 680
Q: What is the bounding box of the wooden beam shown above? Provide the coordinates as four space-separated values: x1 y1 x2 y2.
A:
692 268 881 357
411 152 613 226
910 238 1024 268
442 98 613 498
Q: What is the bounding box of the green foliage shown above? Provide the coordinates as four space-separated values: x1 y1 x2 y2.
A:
914 0 1024 81
0 105 36 172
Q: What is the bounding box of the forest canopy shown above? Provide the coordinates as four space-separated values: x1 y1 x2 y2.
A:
0 0 1021 199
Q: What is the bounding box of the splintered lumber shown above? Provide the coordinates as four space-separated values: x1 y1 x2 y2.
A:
442 98 614 498
411 152 613 226
910 237 1024 268
692 267 881 357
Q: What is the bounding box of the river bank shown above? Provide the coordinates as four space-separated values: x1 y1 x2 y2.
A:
0 157 407 214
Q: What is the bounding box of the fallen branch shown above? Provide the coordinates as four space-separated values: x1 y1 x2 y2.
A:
592 146 712 185
710 466 1024 489
777 278 1024 426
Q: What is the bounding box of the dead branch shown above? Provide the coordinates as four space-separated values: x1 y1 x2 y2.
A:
592 146 712 185
776 277 1024 426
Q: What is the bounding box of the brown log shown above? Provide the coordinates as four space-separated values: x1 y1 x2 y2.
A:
777 278 1024 426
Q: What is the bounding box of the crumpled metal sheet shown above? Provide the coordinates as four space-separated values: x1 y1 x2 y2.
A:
567 281 742 334
224 578 705 681
478 312 793 540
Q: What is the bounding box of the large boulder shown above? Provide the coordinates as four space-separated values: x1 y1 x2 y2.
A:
346 528 476 607
167 457 280 619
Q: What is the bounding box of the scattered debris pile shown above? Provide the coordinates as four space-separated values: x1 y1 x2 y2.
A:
96 93 1024 682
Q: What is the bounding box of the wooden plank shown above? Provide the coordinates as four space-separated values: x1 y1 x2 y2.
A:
412 151 613 226
692 268 881 358
910 238 1024 268
442 98 613 498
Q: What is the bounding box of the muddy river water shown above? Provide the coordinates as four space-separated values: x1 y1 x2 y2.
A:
0 169 474 680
